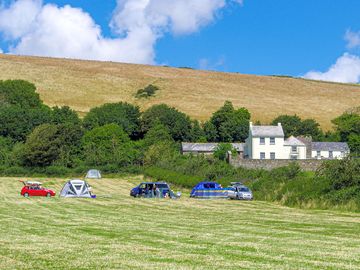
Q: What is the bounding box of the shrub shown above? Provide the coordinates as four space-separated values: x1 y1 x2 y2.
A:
135 84 159 98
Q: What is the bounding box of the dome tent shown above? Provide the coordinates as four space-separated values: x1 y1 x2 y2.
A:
85 169 101 179
60 180 95 198
190 181 229 199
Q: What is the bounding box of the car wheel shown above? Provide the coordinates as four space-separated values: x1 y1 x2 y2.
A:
24 193 29 198
46 193 51 197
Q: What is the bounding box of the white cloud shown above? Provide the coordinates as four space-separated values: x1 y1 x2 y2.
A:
0 0 42 39
199 56 226 70
303 53 360 84
344 29 360 49
0 0 242 64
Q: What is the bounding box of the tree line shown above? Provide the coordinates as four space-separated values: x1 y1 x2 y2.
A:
0 79 359 171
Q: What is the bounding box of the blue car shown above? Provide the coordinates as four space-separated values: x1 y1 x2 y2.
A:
130 182 180 199
190 181 229 199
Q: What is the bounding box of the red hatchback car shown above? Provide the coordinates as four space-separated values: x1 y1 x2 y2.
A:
20 181 56 197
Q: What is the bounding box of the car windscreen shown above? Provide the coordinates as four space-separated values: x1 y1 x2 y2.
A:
239 187 250 192
156 184 169 189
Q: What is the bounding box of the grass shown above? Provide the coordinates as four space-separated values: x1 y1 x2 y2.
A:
1 54 360 129
0 177 360 269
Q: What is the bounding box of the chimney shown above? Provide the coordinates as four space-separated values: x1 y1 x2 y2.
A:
249 121 253 127
278 122 282 127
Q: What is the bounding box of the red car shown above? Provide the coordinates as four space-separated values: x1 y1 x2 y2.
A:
20 181 56 197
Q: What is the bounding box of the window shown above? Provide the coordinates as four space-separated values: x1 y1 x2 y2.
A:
260 152 265 159
316 150 321 157
329 151 333 158
291 155 298 160
270 137 275 145
270 152 275 160
291 146 297 152
260 137 265 145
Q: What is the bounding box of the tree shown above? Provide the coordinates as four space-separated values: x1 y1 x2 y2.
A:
209 101 250 142
143 121 173 148
0 136 13 165
83 102 141 139
348 134 360 155
332 112 360 142
213 143 236 161
189 120 206 142
0 105 52 142
141 104 192 141
0 80 43 108
82 124 139 166
21 123 83 167
51 106 81 126
298 119 323 141
22 124 63 167
203 121 218 142
271 115 302 137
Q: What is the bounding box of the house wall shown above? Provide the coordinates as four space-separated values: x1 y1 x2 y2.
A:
283 145 307 160
311 150 348 160
251 137 286 159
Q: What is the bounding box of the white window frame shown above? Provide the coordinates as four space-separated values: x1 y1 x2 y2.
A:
260 152 265 159
270 152 275 160
270 137 275 145
260 137 265 145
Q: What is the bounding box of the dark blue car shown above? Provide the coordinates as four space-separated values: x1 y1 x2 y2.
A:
130 182 180 199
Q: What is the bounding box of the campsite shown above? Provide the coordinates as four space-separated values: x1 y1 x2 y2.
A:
1 1 360 269
1 176 360 270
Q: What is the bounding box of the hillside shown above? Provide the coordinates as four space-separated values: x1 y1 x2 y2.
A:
0 54 360 129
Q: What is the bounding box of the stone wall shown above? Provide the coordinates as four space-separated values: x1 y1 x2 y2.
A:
228 154 324 171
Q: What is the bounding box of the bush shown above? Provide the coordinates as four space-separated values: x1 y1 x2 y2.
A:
44 166 71 176
1 166 28 176
135 84 159 98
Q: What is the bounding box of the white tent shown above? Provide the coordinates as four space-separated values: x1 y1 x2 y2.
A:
85 169 101 179
60 180 94 198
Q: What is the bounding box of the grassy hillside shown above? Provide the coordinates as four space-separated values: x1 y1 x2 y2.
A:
0 54 360 129
1 177 360 269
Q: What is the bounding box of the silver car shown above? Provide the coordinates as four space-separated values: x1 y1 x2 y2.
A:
227 184 253 200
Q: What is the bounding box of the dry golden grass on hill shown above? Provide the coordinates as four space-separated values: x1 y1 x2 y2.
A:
0 54 360 129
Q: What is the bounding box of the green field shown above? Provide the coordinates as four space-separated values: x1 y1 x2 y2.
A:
1 177 360 270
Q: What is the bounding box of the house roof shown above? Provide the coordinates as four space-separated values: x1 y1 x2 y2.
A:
284 136 306 146
250 125 284 137
181 142 244 152
311 142 349 152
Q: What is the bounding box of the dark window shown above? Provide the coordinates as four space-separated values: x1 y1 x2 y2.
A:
270 137 275 145
270 152 275 160
291 146 297 152
156 184 169 189
329 151 333 158
260 137 265 145
317 150 321 157
260 152 265 159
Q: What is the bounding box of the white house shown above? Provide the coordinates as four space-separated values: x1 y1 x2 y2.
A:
245 122 286 159
311 142 350 159
244 122 349 160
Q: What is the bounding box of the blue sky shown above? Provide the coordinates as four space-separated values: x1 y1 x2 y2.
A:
1 0 360 82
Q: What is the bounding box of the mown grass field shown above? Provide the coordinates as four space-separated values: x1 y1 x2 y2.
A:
1 54 360 129
1 177 360 269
